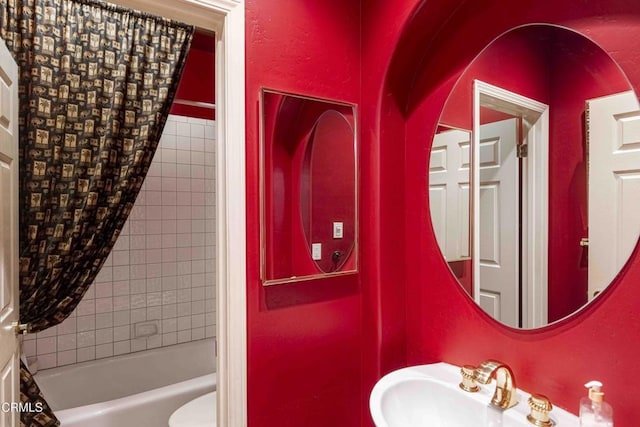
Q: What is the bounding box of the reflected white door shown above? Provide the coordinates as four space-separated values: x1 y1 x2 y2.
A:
429 129 471 261
477 118 519 327
587 90 640 299
0 39 20 427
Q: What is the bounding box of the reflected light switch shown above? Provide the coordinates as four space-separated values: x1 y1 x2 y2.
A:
333 222 344 239
312 243 322 260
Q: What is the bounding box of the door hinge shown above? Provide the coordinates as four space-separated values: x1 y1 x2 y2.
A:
517 144 528 158
11 322 31 336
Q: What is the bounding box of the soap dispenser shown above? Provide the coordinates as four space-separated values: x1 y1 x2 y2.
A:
579 381 613 427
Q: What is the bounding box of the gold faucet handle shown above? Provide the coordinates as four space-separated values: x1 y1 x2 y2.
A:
459 365 480 392
527 393 554 426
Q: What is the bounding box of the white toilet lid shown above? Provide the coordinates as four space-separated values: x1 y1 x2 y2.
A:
169 391 217 427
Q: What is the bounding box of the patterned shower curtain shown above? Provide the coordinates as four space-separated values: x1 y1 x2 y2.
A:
0 0 193 425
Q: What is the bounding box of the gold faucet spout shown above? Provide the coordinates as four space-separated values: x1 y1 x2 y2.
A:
474 360 518 409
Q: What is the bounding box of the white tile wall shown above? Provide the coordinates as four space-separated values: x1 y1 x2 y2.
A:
24 115 217 369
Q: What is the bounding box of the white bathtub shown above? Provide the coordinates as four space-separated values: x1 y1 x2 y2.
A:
34 339 216 427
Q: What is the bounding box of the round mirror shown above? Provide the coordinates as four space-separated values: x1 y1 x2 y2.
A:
429 24 640 328
301 110 356 273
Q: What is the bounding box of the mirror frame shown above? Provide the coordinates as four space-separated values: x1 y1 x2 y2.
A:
259 88 359 285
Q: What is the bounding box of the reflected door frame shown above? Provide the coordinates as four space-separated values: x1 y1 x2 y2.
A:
473 80 549 328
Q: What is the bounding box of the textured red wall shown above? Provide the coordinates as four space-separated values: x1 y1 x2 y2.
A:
439 29 551 129
170 31 215 120
360 1 640 426
246 1 640 426
303 110 356 273
245 1 362 426
448 260 473 296
262 94 296 278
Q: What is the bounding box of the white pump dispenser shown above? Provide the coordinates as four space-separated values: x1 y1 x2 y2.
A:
579 381 613 427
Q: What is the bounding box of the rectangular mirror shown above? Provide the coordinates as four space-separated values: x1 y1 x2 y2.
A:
260 88 358 285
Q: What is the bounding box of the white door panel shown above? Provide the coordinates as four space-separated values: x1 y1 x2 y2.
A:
478 118 519 327
0 38 19 427
429 129 471 261
587 91 640 299
479 182 500 265
457 183 470 257
429 184 447 255
479 291 500 319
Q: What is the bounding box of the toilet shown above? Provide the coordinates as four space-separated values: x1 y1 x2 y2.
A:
169 391 217 427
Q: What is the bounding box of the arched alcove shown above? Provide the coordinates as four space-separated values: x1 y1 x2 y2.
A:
366 1 640 424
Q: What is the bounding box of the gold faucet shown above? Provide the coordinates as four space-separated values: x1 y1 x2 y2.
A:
474 360 519 409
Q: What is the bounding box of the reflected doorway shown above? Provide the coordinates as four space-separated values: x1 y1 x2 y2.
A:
473 81 549 329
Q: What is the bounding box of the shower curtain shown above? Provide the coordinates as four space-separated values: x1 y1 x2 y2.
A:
0 0 193 425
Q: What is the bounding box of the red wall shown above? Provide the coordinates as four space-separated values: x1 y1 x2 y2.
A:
246 2 640 426
170 31 215 120
439 28 551 129
448 260 473 296
304 110 356 273
359 1 640 426
245 1 362 426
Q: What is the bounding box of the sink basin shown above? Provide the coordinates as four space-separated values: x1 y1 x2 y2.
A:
370 362 578 427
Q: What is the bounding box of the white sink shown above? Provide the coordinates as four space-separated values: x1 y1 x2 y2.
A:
369 362 579 427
